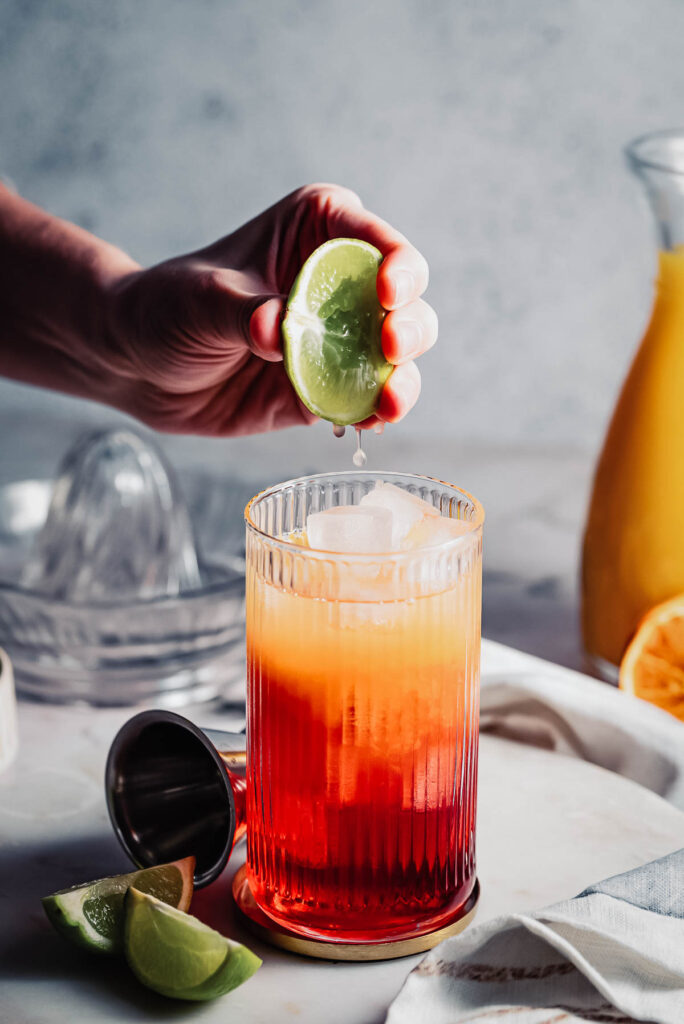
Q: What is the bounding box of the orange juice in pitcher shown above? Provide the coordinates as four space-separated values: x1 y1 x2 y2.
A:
582 131 684 679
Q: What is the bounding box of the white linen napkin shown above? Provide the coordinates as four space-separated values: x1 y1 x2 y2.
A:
480 646 684 810
386 649 684 1024
387 848 684 1024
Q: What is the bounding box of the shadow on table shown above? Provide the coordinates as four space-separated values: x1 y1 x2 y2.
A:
0 832 203 1018
3 833 405 1024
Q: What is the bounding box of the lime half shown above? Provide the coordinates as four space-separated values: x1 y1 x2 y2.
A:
124 888 262 1001
283 237 392 425
41 856 194 955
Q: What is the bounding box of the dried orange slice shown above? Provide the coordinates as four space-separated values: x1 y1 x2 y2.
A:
619 594 684 721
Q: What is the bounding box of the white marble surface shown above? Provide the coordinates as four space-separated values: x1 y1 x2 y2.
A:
1 641 683 1024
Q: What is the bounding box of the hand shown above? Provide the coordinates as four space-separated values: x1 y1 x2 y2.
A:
105 184 438 436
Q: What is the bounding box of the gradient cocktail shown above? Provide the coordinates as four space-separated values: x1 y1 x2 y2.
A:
245 472 482 947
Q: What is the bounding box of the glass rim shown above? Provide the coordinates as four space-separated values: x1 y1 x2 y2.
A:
244 470 484 560
625 128 684 177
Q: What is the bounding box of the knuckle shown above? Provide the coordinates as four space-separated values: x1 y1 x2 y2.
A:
334 184 362 207
195 267 222 295
300 182 362 211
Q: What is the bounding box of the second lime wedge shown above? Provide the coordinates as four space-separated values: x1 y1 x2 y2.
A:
41 856 195 955
124 888 262 1001
283 237 392 425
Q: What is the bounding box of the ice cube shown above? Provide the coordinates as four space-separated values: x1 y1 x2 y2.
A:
306 505 393 554
359 482 439 547
401 514 474 550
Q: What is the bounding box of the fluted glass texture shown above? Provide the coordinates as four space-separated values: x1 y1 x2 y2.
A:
245 472 482 943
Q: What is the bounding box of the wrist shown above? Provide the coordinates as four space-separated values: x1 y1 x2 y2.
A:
74 237 147 420
95 250 143 376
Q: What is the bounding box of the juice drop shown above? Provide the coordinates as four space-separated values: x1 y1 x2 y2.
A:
332 424 346 439
352 428 367 467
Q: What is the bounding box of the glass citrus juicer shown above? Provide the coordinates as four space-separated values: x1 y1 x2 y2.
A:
107 471 483 961
0 428 246 705
582 130 684 680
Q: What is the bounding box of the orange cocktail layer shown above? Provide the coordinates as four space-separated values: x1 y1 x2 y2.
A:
246 567 480 941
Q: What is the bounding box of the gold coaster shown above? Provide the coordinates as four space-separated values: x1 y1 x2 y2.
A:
232 865 479 961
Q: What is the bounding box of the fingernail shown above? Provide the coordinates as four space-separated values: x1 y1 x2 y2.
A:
392 269 414 306
395 321 422 358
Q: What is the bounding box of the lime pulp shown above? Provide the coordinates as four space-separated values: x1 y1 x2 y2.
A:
282 238 392 425
124 888 262 1001
41 856 195 955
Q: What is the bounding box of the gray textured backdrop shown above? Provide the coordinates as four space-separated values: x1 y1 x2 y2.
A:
0 0 680 453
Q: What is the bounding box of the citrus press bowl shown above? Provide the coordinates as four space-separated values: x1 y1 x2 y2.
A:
0 429 251 706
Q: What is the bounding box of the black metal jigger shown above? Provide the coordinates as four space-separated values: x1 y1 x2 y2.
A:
105 710 247 888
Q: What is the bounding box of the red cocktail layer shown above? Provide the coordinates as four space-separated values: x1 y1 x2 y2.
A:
246 566 480 942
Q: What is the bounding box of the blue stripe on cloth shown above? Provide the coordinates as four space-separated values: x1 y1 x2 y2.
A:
577 847 684 918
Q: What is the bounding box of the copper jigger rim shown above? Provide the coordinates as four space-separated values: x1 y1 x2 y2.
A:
105 708 237 888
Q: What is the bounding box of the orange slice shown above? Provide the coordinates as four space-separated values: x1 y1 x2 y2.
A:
619 594 684 721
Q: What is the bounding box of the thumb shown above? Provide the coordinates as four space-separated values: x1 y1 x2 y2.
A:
247 296 285 362
204 266 284 362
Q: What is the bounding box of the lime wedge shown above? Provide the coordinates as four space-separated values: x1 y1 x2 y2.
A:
124 888 261 1001
283 237 392 425
41 856 195 955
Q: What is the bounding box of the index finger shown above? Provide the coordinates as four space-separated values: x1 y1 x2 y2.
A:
324 188 429 310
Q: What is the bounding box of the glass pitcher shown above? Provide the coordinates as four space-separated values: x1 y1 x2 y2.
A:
582 130 684 680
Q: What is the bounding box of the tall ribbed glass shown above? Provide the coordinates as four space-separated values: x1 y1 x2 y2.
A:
245 472 482 943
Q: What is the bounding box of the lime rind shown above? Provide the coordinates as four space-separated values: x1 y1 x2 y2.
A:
283 238 392 425
178 943 262 1002
124 888 262 1001
42 886 114 954
41 856 195 955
